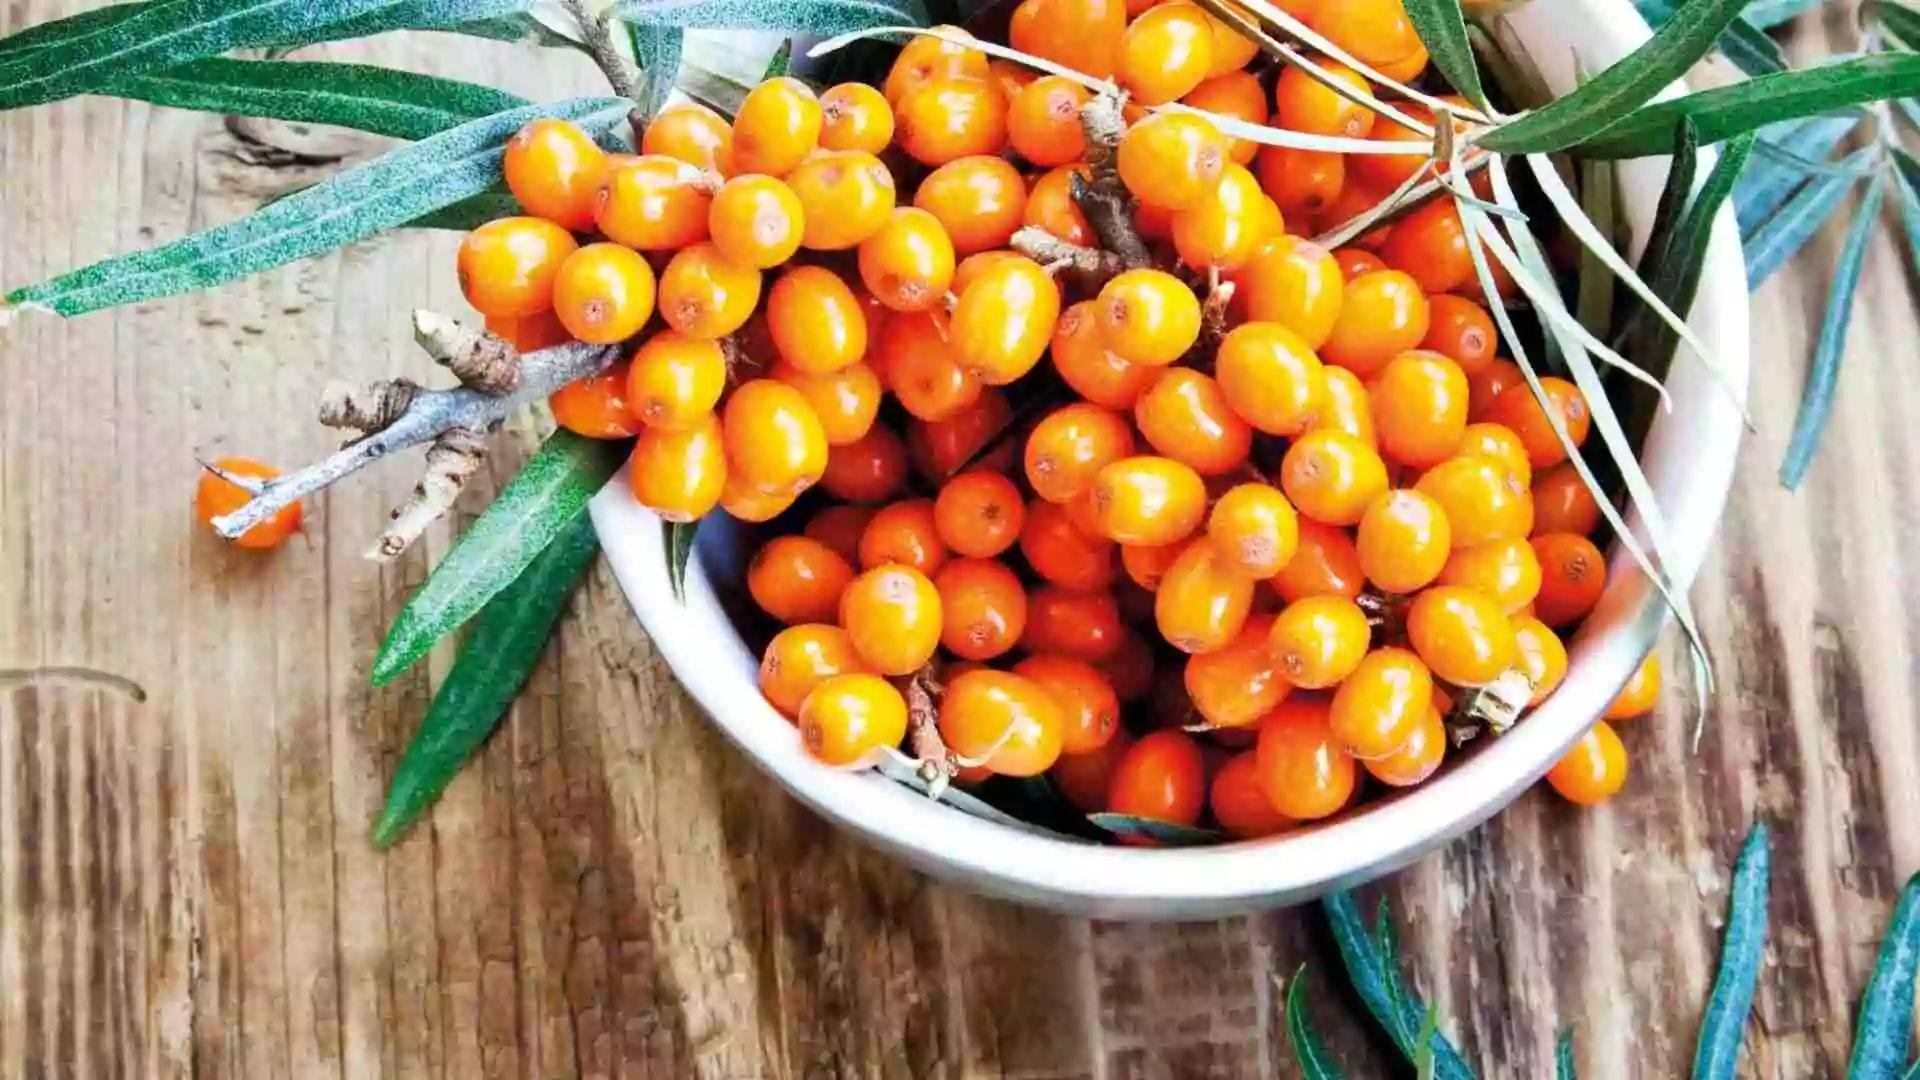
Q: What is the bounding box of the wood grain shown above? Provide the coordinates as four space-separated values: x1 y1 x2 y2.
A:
2 2 1917 1077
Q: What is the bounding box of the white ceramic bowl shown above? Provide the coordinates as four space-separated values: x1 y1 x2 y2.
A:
590 0 1750 919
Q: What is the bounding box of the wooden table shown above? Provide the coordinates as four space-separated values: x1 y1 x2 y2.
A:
3 4 1917 1076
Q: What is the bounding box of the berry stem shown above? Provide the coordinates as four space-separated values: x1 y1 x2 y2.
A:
1073 90 1155 270
560 0 646 135
1008 226 1126 282
905 665 956 797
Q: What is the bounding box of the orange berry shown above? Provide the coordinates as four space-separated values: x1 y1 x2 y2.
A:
1211 751 1295 838
707 175 804 269
1186 615 1288 728
1333 247 1387 279
1420 294 1498 376
732 77 822 176
1255 698 1356 820
1488 377 1590 469
195 457 300 549
1270 595 1371 689
1381 198 1474 294
772 359 881 446
1117 2 1215 105
1546 722 1628 805
951 254 1061 384
1015 654 1121 754
988 58 1038 101
1097 269 1202 367
1273 62 1375 139
1531 532 1607 628
760 624 865 717
1021 498 1118 591
785 151 897 250
551 242 656 345
658 241 762 339
935 557 1029 660
1099 630 1158 702
1089 456 1208 546
1052 729 1132 811
896 77 1008 165
857 207 956 313
840 565 943 675
749 535 855 624
504 118 607 231
1349 105 1441 192
951 250 1025 295
806 504 878 564
1438 536 1542 614
1357 490 1451 593
1371 350 1470 469
1272 519 1365 602
1022 585 1125 660
877 312 982 422
1008 0 1127 78
1215 321 1325 436
1207 483 1299 579
1607 652 1660 720
629 413 727 521
818 82 895 154
935 470 1025 557
595 155 713 251
1467 358 1525 420
551 357 642 439
1456 422 1534 486
1116 111 1229 210
884 27 991 104
722 378 828 495
1328 645 1430 758
1008 76 1090 166
1406 586 1517 686
1122 540 1185 590
1415 455 1532 547
721 472 799 522
940 669 1066 777
1320 270 1430 378
1280 429 1390 527
1156 540 1255 654
1531 464 1602 537
1172 163 1280 272
767 265 868 374
1023 164 1096 246
641 103 733 173
820 427 909 504
858 499 947 574
628 331 727 430
1184 71 1268 165
484 309 572 353
1512 615 1567 705
1025 403 1135 504
456 216 577 318
1107 729 1207 826
914 155 1027 254
1314 179 1393 249
1052 300 1158 409
1237 236 1345 349
1365 704 1445 787
798 673 909 766
1310 0 1427 76
1202 1 1261 72
911 389 1014 480
1255 146 1345 220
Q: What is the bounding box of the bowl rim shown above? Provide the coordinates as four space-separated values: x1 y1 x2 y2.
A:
588 0 1752 918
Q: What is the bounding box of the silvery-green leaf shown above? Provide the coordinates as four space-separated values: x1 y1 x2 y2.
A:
1894 150 1920 282
292 0 538 45
1733 112 1860 234
1086 813 1224 846
630 22 685 118
617 0 929 33
1715 16 1785 75
1846 870 1920 1080
1742 145 1872 288
404 189 524 230
1741 0 1818 28
1691 826 1772 1079
1778 177 1881 488
1402 0 1487 108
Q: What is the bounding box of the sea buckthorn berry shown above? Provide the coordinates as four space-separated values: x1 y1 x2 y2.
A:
807 505 878 564
1097 269 1202 367
1365 705 1445 787
1099 630 1157 702
1512 615 1567 705
1008 76 1090 166
951 250 1024 295
773 359 881 446
1333 247 1387 279
989 58 1038 100
878 312 982 422
1117 112 1229 211
1024 164 1096 246
761 624 865 717
821 427 909 504
1488 377 1590 469
1421 294 1498 376
1456 422 1533 486
768 266 868 374
1108 729 1207 826
1348 105 1438 197
1122 540 1184 591
1320 270 1431 378
1310 0 1427 78
1203 1 1261 71
1467 358 1525 420
456 216 576 318
840 565 943 675
1371 351 1470 469
935 558 1029 660
1089 456 1208 547
627 331 726 430
911 390 1013 480
1438 537 1542 614
551 243 656 345
1310 367 1378 447
1008 0 1127 78
707 175 804 269
1238 236 1344 350
1015 654 1121 754
1021 498 1118 591
1273 62 1375 139
1156 540 1255 654
952 255 1060 384
1255 698 1357 820
1186 615 1288 729
914 155 1027 254
595 156 713 251
749 536 856 625
1357 490 1450 594
1608 652 1661 720
551 358 642 438
630 413 727 522
723 378 828 495
896 77 1008 166
659 242 762 339
196 458 300 549
1184 70 1268 165
1255 147 1344 220
485 310 572 353
721 472 798 522
1134 199 1176 241
504 118 608 231
1211 751 1295 838
1280 429 1390 527
818 82 895 153
799 673 909 767
1173 164 1278 272
1315 181 1394 249
1546 721 1628 805
1023 585 1125 660
1406 586 1517 686
732 77 822 176
1025 403 1136 504
1117 2 1215 105
642 103 733 173
859 498 947 574
1531 532 1607 628
857 207 956 314
1381 198 1473 295
1215 322 1325 437
1329 646 1430 758
786 151 897 250
1052 729 1132 811
934 471 1025 557
1415 455 1531 547
1531 464 1603 537
940 669 1066 777
884 26 991 104
1208 484 1300 579
1269 595 1371 689
1273 519 1365 602
1052 301 1157 409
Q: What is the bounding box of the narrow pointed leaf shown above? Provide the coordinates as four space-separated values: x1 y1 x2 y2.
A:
1086 813 1225 846
1894 157 1920 281
4 97 630 318
1572 54 1920 158
1638 120 1701 286
1632 132 1756 386
1873 0 1920 49
1847 874 1920 1080
1741 0 1818 28
292 0 540 46
1779 177 1881 488
1742 146 1870 288
762 37 794 78
1734 113 1862 234
372 428 631 686
0 2 144 59
1478 0 1750 153
1691 824 1771 1080
1577 157 1618 337
1557 1031 1578 1080
1322 893 1477 1080
1285 971 1348 1080
1403 0 1487 108
1375 904 1417 1049
666 519 700 601
403 189 524 230
1715 17 1786 76
617 0 930 33
631 23 686 118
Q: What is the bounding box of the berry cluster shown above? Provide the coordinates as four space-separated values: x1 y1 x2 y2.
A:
445 0 1661 840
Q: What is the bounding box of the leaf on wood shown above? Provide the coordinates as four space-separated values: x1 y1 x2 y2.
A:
0 1 143 60
1742 145 1872 288
1778 175 1881 488
402 189 525 230
1320 892 1477 1080
371 430 631 686
1733 113 1862 235
1285 970 1350 1080
3 96 630 319
1691 824 1771 1080
1556 1031 1578 1080
290 0 542 47
1402 0 1487 109
1846 872 1920 1080
616 0 930 33
665 518 700 602
630 22 686 118
1084 813 1224 846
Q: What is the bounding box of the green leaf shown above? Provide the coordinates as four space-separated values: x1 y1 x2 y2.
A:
4 96 630 319
1778 172 1881 489
370 512 598 848
1848 873 1920 1079
1085 813 1224 846
630 22 686 118
402 189 524 230
1403 0 1487 109
1321 893 1478 1080
1741 0 1818 28
1572 53 1920 158
291 0 542 46
1691 824 1771 1080
1577 158 1619 337
1894 153 1920 283
103 59 525 141
616 0 930 33
1479 0 1750 153
1557 1031 1578 1080
762 37 794 78
0 2 144 60
1412 1005 1440 1080
372 429 628 685
1734 113 1861 234
1715 16 1786 76
1285 971 1349 1080
665 518 699 602
1742 145 1870 288
1633 131 1755 379
1873 0 1920 49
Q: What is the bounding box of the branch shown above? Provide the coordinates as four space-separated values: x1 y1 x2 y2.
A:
562 0 645 138
1009 226 1126 283
1074 89 1154 270
906 666 956 799
369 425 490 560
